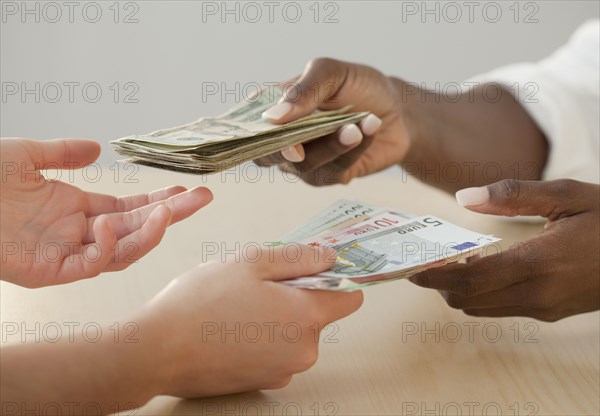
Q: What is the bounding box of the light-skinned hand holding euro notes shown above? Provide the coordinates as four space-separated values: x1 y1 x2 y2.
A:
111 90 500 291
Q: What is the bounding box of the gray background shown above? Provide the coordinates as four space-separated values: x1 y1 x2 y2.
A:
1 1 598 164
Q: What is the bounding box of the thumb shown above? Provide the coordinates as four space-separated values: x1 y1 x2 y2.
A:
26 138 101 170
251 244 363 324
247 244 338 281
262 58 349 124
455 179 590 219
248 244 364 324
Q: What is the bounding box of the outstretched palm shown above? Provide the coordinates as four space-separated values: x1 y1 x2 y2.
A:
1 138 212 287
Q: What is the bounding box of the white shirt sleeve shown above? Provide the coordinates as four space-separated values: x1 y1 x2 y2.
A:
469 19 600 184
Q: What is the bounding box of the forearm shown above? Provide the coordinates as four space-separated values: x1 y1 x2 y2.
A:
0 318 159 415
395 78 549 193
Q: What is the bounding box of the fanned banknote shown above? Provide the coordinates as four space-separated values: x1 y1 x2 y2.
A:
111 88 368 174
279 201 501 291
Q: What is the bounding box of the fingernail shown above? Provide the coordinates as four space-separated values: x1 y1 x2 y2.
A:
339 124 363 146
281 146 304 163
360 114 382 136
455 187 489 207
262 101 293 121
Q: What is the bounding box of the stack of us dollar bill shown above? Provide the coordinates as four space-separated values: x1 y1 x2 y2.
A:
278 200 501 291
111 88 368 174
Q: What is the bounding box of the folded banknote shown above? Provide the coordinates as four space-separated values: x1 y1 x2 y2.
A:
111 88 368 174
278 200 500 291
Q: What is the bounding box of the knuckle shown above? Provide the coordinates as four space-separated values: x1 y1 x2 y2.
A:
122 210 135 229
528 287 558 310
551 178 578 195
300 171 324 187
21 138 38 156
254 158 271 167
331 159 359 184
444 293 466 310
279 161 300 172
412 271 430 287
115 195 128 212
452 275 480 297
322 165 347 186
296 158 321 173
267 375 293 390
305 348 319 369
529 251 548 277
497 179 522 201
23 281 39 289
295 347 319 372
535 310 562 322
462 309 481 317
338 173 353 185
87 269 102 280
350 291 365 311
307 57 338 71
547 179 578 210
510 242 546 281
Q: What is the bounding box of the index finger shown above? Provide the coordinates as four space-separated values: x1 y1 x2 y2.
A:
262 58 349 124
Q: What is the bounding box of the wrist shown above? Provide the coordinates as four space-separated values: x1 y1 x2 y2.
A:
92 313 164 410
0 324 161 414
388 76 442 165
121 310 171 401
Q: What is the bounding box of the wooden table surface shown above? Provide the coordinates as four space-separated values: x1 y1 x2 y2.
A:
1 164 598 416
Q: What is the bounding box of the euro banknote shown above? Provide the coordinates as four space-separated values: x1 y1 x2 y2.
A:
279 201 500 291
